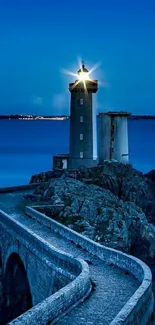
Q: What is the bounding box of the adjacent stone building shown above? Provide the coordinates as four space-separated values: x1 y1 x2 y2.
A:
98 111 130 164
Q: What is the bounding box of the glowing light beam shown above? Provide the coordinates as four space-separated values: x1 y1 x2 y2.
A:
69 79 81 91
89 61 101 75
61 69 78 78
62 59 108 92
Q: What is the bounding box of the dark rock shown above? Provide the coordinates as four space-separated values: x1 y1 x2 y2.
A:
50 194 64 205
37 205 64 219
43 185 55 199
23 194 42 202
145 169 155 183
29 170 63 184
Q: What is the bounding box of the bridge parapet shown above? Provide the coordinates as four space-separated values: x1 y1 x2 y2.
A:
25 205 154 325
0 182 44 193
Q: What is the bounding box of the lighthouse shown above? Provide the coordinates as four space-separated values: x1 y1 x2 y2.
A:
68 63 98 169
52 62 131 171
98 111 130 164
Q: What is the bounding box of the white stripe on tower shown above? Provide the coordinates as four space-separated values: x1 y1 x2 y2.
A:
92 99 97 160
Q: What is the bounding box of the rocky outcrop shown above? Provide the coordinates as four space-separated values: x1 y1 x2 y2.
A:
26 175 155 263
30 162 155 226
74 163 155 225
29 170 63 183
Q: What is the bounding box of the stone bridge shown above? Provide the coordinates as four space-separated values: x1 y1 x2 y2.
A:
0 184 154 325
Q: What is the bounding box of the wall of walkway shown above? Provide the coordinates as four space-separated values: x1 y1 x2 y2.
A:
0 183 154 324
0 183 46 193
25 205 154 325
0 208 91 325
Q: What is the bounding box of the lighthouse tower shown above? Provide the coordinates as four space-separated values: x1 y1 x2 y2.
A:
98 111 131 164
68 63 98 169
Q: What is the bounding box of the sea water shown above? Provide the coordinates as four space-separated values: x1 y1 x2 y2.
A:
0 119 154 187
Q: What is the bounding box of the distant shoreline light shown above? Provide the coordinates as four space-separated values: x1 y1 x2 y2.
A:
0 115 69 120
0 115 155 120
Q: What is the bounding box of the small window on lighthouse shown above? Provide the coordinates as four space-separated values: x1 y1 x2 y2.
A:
80 98 83 105
80 151 83 158
80 116 83 123
80 134 83 140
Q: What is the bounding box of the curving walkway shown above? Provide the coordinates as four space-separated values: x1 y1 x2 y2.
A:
0 191 140 325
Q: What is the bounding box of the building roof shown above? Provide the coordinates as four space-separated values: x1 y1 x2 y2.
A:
54 154 69 158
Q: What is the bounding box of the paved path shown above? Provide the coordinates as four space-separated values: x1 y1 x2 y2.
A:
0 191 140 325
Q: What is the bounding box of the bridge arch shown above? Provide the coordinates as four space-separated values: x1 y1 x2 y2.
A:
2 252 32 323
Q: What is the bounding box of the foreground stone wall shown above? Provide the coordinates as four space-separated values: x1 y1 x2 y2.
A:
25 206 154 325
0 209 91 325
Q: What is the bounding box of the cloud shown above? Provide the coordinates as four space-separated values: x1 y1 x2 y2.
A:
32 96 43 105
51 92 69 113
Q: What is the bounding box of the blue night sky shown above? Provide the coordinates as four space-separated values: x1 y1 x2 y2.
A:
0 0 155 115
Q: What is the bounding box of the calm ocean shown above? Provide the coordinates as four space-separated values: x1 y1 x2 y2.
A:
0 119 154 187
